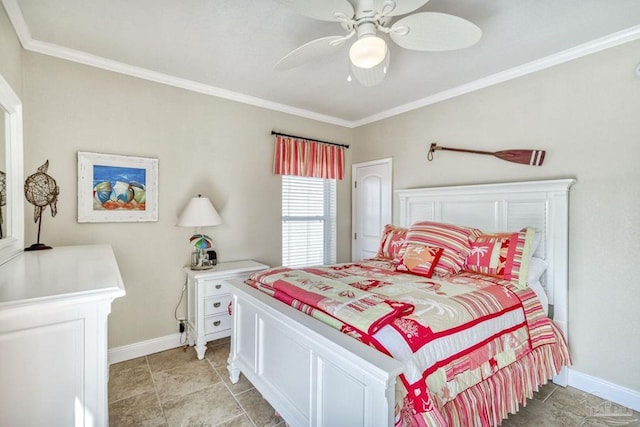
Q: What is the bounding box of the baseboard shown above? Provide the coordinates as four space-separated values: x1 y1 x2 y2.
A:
108 333 183 365
568 368 640 412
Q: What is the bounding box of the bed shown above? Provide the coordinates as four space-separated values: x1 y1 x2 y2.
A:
226 179 575 426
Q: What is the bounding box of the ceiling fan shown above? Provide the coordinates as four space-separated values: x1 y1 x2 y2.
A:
273 0 482 86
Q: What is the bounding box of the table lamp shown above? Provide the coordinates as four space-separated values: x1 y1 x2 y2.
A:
177 194 222 270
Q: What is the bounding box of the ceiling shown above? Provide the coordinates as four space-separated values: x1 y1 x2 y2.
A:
3 0 640 127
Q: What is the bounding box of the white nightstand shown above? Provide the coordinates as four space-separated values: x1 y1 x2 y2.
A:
185 260 269 359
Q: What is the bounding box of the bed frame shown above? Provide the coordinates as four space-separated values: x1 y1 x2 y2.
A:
227 179 575 427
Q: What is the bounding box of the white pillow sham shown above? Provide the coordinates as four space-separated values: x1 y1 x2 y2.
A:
527 257 548 284
531 230 543 258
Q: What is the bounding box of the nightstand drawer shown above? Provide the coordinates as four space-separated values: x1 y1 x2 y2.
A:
204 313 231 334
204 294 232 316
203 279 228 296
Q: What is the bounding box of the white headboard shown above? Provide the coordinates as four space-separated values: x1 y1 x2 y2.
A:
396 179 575 357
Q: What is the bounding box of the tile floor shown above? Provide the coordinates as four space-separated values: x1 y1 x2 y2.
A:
109 338 639 426
109 337 283 427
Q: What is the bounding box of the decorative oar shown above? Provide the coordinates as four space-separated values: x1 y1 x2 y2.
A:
427 143 545 166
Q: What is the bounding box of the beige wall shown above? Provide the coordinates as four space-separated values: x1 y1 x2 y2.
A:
21 52 352 348
352 40 640 392
0 7 21 96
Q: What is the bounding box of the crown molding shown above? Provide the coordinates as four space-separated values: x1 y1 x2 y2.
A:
3 0 639 129
1 0 30 46
0 0 352 127
352 24 640 127
24 40 354 128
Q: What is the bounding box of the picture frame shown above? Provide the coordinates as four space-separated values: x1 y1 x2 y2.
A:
77 152 158 223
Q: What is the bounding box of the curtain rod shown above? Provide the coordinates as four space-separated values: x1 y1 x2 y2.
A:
271 131 350 149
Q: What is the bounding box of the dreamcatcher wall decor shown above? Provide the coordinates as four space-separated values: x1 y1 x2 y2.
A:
24 160 59 251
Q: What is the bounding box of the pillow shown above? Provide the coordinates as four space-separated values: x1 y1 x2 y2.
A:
405 221 482 275
527 257 548 284
509 227 537 289
464 227 536 289
396 244 444 278
465 232 518 278
531 230 542 258
376 224 408 262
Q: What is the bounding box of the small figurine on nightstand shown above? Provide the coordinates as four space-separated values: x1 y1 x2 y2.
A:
189 234 215 270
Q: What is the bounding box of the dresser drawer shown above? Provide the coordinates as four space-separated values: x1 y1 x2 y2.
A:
203 279 228 296
204 294 232 316
204 313 232 335
203 274 253 297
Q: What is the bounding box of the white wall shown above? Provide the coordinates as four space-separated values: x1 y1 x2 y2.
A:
20 52 352 348
0 6 21 97
352 40 640 393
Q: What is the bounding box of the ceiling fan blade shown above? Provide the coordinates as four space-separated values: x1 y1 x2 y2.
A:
374 0 430 17
275 36 346 71
273 0 354 22
390 12 482 51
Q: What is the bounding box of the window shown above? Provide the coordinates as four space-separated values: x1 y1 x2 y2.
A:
282 175 336 268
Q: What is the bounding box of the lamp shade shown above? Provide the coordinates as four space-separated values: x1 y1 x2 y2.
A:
177 195 222 227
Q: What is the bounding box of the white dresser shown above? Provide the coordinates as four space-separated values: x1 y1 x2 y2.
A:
185 260 268 359
0 245 125 427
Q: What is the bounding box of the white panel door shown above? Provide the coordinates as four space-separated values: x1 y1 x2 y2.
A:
352 158 392 261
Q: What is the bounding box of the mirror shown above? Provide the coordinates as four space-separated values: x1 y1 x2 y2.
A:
0 72 24 265
1 114 4 238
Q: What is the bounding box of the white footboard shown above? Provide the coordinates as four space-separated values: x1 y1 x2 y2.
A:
227 279 405 427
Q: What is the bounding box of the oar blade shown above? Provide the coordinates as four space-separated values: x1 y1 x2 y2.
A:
494 150 545 166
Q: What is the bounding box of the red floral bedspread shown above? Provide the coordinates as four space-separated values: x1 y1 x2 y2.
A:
246 259 569 426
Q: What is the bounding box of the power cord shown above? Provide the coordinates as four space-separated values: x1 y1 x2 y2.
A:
174 277 188 346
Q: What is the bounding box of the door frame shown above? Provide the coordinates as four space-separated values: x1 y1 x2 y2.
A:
351 157 393 261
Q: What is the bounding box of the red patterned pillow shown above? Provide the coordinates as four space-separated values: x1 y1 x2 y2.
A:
405 221 482 275
465 232 517 277
397 244 444 278
465 227 536 289
376 224 408 262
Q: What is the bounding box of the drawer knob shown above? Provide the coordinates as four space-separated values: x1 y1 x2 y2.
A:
213 302 221 308
215 284 222 289
213 320 221 327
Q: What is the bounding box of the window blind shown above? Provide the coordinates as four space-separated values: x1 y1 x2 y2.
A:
282 175 336 268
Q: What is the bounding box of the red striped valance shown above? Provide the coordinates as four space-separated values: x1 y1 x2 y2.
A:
273 135 345 180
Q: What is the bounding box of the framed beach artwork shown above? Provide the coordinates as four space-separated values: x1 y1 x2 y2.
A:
77 152 158 222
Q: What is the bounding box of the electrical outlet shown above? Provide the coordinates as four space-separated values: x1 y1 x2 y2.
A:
179 321 186 333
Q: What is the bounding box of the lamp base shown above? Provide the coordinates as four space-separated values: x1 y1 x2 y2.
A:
190 264 213 271
25 243 52 251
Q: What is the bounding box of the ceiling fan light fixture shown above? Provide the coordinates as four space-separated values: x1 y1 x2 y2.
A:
350 47 390 87
273 0 482 87
349 35 388 69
